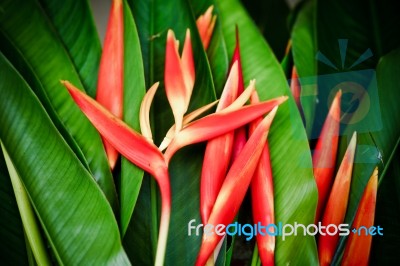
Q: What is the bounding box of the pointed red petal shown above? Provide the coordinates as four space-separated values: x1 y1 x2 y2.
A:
230 29 247 162
95 0 124 169
314 89 342 222
217 62 239 111
196 6 216 49
181 29 195 107
341 167 378 266
229 27 244 94
200 62 239 224
63 81 165 176
318 132 357 266
249 91 275 266
165 29 187 133
164 96 288 164
195 107 278 266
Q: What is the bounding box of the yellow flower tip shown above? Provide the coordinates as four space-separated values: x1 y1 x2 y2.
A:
140 82 159 143
217 61 239 111
220 79 256 114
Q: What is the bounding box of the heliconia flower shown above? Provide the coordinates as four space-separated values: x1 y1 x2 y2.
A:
164 94 288 164
318 132 357 266
290 66 302 112
159 78 256 152
164 29 195 134
62 81 170 266
195 107 279 266
95 0 124 170
200 62 239 224
196 5 217 49
341 167 378 266
249 91 275 266
230 27 247 162
158 100 219 151
313 90 342 222
140 82 159 142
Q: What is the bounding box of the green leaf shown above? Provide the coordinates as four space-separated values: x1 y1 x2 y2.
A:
370 146 400 264
1 143 52 266
126 0 217 264
38 0 102 97
0 53 130 265
217 0 318 264
119 0 146 236
0 152 29 265
332 47 400 265
291 0 317 137
0 0 117 208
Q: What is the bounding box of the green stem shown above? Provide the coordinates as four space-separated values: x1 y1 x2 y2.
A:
251 243 259 266
150 178 159 257
1 142 51 266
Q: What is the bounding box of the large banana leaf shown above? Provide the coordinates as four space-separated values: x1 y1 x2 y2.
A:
125 0 217 264
38 0 102 97
0 53 129 265
291 0 317 137
0 153 28 265
217 0 318 264
332 47 400 264
0 0 116 207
